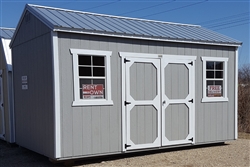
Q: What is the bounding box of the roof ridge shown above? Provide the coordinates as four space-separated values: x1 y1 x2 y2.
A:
27 4 201 27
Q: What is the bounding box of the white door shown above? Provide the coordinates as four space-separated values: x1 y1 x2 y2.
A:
124 58 161 150
0 70 5 139
161 56 196 146
122 54 196 151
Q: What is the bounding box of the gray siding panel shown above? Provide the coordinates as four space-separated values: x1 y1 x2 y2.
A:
12 33 54 157
55 32 236 158
58 33 123 157
12 12 51 47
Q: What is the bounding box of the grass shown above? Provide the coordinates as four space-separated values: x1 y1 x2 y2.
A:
238 132 250 139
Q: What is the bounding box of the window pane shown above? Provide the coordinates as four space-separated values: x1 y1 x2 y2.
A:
207 80 223 97
215 62 223 70
79 67 91 76
80 79 105 99
93 56 105 66
206 62 214 69
79 79 91 99
207 80 214 86
215 71 223 78
215 81 223 87
93 67 105 76
206 81 214 96
215 81 223 97
79 55 91 65
206 71 214 78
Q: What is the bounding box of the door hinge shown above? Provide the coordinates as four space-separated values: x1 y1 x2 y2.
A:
188 137 193 142
124 101 131 106
1 103 3 107
188 99 193 103
124 58 130 63
125 144 131 149
188 61 193 66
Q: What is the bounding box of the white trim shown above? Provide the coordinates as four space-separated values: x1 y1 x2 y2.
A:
120 52 197 60
51 32 61 158
70 49 113 106
201 57 229 102
235 48 238 139
1 39 12 71
55 29 241 47
120 53 126 152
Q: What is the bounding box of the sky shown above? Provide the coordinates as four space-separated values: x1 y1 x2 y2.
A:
0 0 249 68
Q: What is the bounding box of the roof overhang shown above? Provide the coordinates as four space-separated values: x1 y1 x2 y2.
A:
53 28 242 47
1 38 12 71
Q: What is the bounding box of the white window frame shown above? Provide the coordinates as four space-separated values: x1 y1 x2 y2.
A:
201 57 228 102
70 48 113 106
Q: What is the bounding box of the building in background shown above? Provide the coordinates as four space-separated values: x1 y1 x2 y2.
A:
0 27 15 143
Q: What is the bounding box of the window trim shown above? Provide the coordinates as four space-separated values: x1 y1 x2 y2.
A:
201 57 228 102
70 48 113 106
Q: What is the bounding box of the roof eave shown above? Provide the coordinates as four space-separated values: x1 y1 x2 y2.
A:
53 28 242 47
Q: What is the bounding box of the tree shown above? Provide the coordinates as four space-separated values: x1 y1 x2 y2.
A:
238 64 250 133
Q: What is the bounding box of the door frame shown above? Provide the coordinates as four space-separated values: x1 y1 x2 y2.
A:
120 52 196 151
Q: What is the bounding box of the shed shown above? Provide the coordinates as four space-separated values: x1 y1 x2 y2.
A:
10 4 242 161
0 27 15 143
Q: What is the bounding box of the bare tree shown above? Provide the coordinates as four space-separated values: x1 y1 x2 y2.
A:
238 64 250 133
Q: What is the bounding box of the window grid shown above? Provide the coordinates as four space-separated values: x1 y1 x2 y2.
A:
201 57 228 102
70 48 113 106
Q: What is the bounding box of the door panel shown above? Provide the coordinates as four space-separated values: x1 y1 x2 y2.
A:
0 70 5 139
125 58 161 150
162 57 195 146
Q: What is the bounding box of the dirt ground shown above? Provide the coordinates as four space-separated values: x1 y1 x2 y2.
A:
0 133 249 167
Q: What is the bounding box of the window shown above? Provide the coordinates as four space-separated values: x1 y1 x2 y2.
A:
70 49 113 106
201 57 228 102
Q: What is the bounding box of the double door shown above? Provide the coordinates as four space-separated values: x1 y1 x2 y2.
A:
123 55 196 150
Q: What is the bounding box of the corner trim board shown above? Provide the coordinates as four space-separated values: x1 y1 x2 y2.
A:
235 48 238 139
51 31 61 158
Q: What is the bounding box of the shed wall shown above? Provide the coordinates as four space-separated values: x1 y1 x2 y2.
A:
0 40 14 143
57 32 236 158
12 12 54 157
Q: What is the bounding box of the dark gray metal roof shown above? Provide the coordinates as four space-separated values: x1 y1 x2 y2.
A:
20 4 243 46
0 27 15 39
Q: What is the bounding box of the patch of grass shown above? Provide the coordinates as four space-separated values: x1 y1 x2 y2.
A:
238 132 250 139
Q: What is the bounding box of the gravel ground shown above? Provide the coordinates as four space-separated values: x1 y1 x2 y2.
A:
0 133 249 167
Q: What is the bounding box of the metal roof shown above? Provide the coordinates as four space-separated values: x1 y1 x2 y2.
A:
0 27 15 39
15 4 242 46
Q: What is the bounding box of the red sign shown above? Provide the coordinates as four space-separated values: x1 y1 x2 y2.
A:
82 84 104 99
208 85 222 97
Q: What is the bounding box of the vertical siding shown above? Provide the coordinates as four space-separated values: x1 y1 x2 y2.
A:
58 32 236 158
129 62 158 144
58 34 123 157
12 12 54 157
195 45 236 143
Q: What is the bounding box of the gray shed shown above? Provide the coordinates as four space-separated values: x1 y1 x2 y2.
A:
0 27 15 143
10 4 242 161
